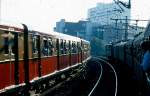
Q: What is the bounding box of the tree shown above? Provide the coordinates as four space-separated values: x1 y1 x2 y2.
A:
90 37 105 56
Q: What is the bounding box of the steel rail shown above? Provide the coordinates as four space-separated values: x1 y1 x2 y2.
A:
88 59 103 96
88 57 118 96
95 57 118 96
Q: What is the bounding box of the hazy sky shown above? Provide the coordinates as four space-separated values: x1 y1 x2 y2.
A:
1 0 150 33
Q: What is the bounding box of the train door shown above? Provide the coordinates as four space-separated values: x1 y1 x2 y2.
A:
41 36 57 75
66 40 70 66
47 37 57 72
77 42 82 63
56 38 60 70
63 40 69 67
41 36 49 76
68 40 71 66
48 38 54 56
18 32 25 83
77 42 80 63
81 40 83 63
0 30 16 89
72 41 78 65
71 41 74 65
28 34 39 80
59 39 65 69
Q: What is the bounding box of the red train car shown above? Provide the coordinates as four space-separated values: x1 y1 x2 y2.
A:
0 22 90 94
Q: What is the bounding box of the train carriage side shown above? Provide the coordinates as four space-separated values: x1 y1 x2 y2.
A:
125 39 138 69
132 33 145 73
112 41 126 63
119 42 126 64
133 32 145 65
124 32 145 70
0 22 91 93
0 23 24 90
54 33 82 69
55 37 70 70
105 44 113 59
116 42 126 63
71 40 79 65
113 43 119 60
0 23 59 91
32 32 57 77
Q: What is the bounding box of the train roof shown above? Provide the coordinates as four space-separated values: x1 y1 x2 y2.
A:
81 39 90 44
0 20 24 32
51 32 82 42
0 21 90 43
114 41 126 46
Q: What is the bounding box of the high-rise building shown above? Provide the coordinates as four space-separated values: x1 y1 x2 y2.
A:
87 3 131 42
88 3 131 25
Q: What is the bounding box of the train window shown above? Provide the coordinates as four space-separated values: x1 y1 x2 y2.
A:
63 40 67 54
3 34 9 54
48 38 54 56
32 35 38 54
0 31 15 55
72 42 77 53
60 39 64 54
67 41 69 54
0 31 16 61
53 38 57 55
77 42 81 53
84 44 88 51
42 38 48 56
72 42 74 53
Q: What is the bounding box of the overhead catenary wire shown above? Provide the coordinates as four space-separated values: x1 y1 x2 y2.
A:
113 0 131 12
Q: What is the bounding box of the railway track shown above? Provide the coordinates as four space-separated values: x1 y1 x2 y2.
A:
88 57 118 96
35 64 88 96
34 57 117 96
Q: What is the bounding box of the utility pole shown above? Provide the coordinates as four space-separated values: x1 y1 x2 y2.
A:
114 19 118 40
111 18 149 41
112 17 128 41
134 20 138 35
125 16 128 40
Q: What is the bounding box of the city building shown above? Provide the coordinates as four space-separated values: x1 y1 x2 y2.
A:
87 3 131 43
88 3 131 25
54 19 87 39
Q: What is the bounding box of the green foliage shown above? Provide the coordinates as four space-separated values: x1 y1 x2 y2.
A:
90 37 106 56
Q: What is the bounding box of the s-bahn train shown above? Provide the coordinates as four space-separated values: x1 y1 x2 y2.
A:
105 21 150 86
0 21 90 94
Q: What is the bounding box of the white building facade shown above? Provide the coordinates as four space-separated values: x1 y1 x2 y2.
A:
88 3 131 25
87 3 131 42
